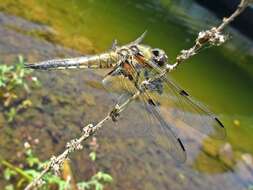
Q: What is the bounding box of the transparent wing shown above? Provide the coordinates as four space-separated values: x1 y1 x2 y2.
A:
102 74 153 138
102 67 187 163
153 75 226 139
101 86 187 163
138 93 187 163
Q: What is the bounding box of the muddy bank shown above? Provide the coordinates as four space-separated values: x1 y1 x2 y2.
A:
0 12 252 190
0 12 81 62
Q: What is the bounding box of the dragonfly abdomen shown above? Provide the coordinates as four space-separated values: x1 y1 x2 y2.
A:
25 52 118 70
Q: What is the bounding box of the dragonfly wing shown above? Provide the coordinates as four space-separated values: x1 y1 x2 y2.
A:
139 93 187 163
104 89 187 163
102 74 153 138
101 65 186 163
155 75 226 139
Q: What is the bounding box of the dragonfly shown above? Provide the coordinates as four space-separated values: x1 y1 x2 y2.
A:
25 32 226 163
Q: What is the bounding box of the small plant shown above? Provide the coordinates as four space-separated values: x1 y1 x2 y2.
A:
0 55 40 123
78 137 113 190
1 145 70 190
0 140 113 190
77 172 113 190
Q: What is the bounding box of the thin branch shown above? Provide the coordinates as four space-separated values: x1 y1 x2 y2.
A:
150 0 250 83
24 0 249 189
24 92 139 190
217 0 250 31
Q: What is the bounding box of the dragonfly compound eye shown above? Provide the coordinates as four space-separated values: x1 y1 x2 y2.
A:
152 48 168 67
152 49 160 57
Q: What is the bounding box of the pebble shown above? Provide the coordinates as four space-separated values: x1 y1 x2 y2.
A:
241 153 253 168
219 142 234 167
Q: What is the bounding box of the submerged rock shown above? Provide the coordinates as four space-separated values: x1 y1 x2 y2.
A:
219 142 235 168
241 153 253 169
81 93 96 106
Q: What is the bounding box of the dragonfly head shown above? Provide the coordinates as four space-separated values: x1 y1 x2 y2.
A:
151 48 168 67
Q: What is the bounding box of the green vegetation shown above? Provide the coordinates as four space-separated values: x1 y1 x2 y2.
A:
0 56 112 189
77 171 113 190
0 144 113 190
0 56 40 123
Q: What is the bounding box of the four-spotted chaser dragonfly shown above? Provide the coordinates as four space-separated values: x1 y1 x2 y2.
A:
25 32 226 163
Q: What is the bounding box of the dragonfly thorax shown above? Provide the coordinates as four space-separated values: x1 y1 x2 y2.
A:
106 44 169 91
117 44 167 71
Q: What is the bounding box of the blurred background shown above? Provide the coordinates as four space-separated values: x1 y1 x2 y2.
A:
0 0 252 189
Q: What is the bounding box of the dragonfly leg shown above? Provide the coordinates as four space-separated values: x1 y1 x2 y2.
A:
109 104 120 122
109 93 133 122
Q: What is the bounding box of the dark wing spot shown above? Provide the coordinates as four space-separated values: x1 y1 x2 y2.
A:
177 138 186 151
147 99 156 106
105 67 117 76
215 117 225 128
179 90 189 97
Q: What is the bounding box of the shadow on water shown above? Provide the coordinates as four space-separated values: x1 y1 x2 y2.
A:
0 0 253 189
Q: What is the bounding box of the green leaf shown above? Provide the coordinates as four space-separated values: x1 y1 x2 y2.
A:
44 173 66 185
93 172 113 183
0 79 6 87
6 108 17 123
4 168 17 181
58 180 69 190
18 55 25 65
101 173 113 183
77 182 90 190
38 160 49 170
24 169 40 178
26 157 40 167
5 184 14 190
25 149 33 156
25 148 40 167
95 183 103 190
89 152 96 161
